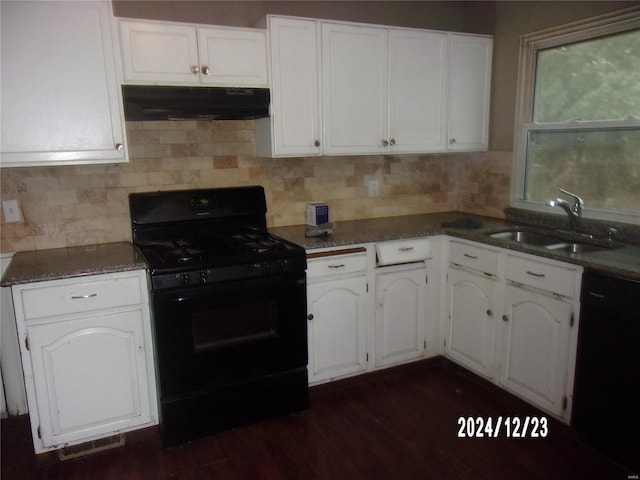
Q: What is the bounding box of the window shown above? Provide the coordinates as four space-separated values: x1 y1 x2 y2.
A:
513 8 640 223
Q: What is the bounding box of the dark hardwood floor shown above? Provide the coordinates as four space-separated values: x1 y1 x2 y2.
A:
1 358 635 480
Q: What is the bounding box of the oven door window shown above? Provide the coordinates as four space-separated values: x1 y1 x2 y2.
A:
192 300 278 352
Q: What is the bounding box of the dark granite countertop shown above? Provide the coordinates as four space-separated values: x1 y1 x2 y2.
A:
3 213 638 286
270 212 640 282
1 242 147 287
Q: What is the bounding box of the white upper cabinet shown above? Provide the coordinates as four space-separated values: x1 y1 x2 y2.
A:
388 29 448 153
322 24 452 155
322 22 389 155
256 16 322 157
0 1 127 167
258 16 492 158
447 34 493 151
118 20 199 84
197 27 268 87
118 19 268 87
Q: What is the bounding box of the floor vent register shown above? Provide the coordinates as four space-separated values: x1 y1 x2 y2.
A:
58 434 125 461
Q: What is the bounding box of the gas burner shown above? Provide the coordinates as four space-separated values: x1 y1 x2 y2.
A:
228 233 287 254
172 247 205 263
141 240 207 265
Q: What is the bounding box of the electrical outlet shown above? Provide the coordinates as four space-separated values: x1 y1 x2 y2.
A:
3 200 22 223
368 180 379 198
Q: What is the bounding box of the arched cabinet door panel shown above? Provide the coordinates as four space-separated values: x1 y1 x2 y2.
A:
445 268 497 379
375 267 427 367
11 270 157 454
27 309 153 448
498 285 573 417
307 276 368 384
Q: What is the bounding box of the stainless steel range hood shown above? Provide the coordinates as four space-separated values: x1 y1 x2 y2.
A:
122 85 270 121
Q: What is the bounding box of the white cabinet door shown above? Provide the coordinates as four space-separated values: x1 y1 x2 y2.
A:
118 19 200 84
307 276 368 384
1 1 127 167
444 238 581 422
375 267 427 367
259 17 492 157
322 22 388 155
498 285 573 417
388 30 448 153
26 308 154 448
118 19 267 87
447 34 492 151
197 27 267 86
12 271 157 453
256 16 321 157
445 267 497 379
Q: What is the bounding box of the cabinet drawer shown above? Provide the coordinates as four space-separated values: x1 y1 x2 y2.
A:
449 241 498 276
376 238 432 266
19 274 144 320
505 255 577 298
307 250 367 279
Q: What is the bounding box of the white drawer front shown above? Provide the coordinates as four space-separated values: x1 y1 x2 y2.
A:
505 255 577 298
376 238 432 266
307 252 367 279
449 240 498 276
20 274 144 320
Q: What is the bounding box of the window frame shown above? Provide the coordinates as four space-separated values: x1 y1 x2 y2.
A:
511 6 640 224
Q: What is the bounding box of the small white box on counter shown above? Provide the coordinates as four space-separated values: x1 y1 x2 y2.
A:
306 203 329 226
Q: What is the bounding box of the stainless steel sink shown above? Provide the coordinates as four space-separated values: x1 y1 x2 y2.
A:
545 242 611 254
488 229 623 255
488 230 561 246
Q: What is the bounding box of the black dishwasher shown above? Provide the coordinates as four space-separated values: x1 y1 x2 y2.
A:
572 272 640 470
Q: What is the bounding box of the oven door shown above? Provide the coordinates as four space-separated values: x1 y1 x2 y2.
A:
152 271 307 399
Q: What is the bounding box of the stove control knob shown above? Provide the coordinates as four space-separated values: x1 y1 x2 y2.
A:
181 273 191 285
200 271 207 283
263 263 271 274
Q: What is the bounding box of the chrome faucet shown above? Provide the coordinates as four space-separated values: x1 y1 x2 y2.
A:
548 188 584 231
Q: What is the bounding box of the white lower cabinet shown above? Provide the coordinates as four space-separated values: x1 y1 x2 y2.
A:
305 240 436 383
445 267 496 379
12 270 158 454
497 254 580 419
444 239 582 422
305 235 580 423
499 285 573 417
307 276 368 384
306 249 369 385
375 265 427 367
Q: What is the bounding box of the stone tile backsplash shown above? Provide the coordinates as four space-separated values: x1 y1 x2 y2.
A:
1 120 512 252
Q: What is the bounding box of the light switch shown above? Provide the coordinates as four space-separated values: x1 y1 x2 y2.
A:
2 200 22 223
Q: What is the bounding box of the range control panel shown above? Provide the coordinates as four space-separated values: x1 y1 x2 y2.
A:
151 257 304 290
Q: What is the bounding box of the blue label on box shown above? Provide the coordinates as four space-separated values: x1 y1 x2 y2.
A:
316 205 329 224
307 203 329 225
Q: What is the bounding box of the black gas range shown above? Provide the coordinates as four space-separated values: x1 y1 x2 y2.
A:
138 230 305 290
130 186 308 447
131 186 306 287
